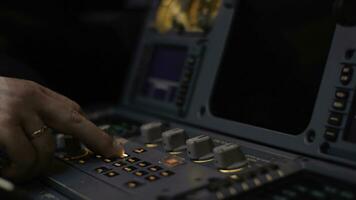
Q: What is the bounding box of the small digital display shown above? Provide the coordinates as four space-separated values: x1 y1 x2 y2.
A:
141 45 188 102
210 0 336 134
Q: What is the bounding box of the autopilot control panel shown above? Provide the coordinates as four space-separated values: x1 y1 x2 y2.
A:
27 0 356 199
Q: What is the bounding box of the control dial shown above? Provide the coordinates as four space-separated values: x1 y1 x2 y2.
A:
162 128 187 152
186 135 214 160
213 143 247 170
140 122 163 144
57 135 89 160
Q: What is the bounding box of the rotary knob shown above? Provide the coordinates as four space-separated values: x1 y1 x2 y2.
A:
162 128 187 152
186 135 214 160
213 143 247 170
56 135 88 160
140 122 163 144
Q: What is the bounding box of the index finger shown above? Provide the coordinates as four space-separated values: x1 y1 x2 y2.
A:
37 96 122 158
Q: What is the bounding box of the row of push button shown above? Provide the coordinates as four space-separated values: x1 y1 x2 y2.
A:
325 62 354 142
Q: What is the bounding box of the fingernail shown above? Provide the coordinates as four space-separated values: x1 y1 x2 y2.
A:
112 137 127 158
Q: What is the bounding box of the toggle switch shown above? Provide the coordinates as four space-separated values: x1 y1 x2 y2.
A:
162 128 187 152
213 143 247 170
186 135 214 160
140 122 163 144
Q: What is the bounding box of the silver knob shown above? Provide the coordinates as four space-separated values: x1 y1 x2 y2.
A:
213 143 247 169
186 135 214 160
162 128 187 152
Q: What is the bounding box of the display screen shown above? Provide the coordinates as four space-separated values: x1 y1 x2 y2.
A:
210 0 336 134
141 45 188 102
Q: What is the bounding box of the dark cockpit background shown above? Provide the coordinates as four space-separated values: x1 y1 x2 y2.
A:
0 0 149 107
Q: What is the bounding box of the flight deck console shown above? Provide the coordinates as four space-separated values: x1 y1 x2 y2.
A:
26 0 356 199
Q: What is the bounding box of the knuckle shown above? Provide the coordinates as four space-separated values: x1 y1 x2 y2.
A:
72 101 82 111
0 113 17 126
17 81 41 99
69 109 84 124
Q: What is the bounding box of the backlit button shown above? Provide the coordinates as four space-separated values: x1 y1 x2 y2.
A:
324 128 339 142
104 171 119 177
160 171 175 177
148 166 163 172
133 148 146 154
161 155 185 167
341 65 353 74
137 161 152 168
123 166 137 172
103 158 115 163
328 113 343 126
78 160 86 164
126 157 140 164
335 90 349 99
145 175 160 182
95 167 110 174
332 100 347 110
340 75 352 85
125 181 142 189
96 155 103 159
134 170 148 177
113 161 127 167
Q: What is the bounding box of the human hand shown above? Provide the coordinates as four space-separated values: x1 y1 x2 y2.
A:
0 76 122 181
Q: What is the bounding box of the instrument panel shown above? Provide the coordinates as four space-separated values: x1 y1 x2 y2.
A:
123 0 356 168
22 0 356 199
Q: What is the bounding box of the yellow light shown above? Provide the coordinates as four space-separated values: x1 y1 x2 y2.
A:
145 143 158 148
168 151 182 155
193 158 214 163
219 168 244 174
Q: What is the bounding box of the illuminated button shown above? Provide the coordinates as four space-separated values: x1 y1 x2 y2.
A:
126 157 140 164
335 90 349 100
333 100 346 110
328 113 343 126
104 171 119 177
119 153 129 159
133 148 146 154
341 65 353 74
160 171 175 177
134 170 148 177
96 155 103 159
137 161 152 168
125 181 142 189
148 166 163 172
78 160 86 164
113 161 127 167
95 167 110 174
340 75 352 85
123 166 137 172
161 155 185 168
103 158 115 163
324 127 339 142
145 175 160 182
